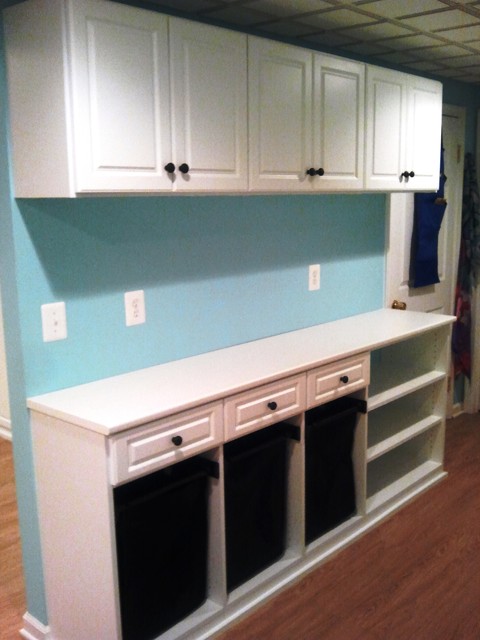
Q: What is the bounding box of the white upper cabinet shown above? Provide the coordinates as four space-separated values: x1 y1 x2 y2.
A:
248 38 364 192
5 0 442 197
4 0 247 196
365 66 442 191
169 20 248 192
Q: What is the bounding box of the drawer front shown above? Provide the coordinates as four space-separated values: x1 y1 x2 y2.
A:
110 402 223 484
307 353 370 407
224 375 306 440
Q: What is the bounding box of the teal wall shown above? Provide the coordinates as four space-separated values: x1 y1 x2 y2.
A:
1 5 480 629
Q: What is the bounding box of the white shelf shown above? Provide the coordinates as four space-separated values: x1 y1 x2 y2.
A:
366 460 443 513
367 414 442 462
368 370 446 411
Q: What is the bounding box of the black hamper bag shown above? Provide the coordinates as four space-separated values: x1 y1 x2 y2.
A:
305 397 360 544
224 423 289 592
114 456 210 640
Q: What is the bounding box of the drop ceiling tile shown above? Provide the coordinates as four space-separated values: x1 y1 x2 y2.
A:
301 31 359 47
341 41 392 55
375 51 420 64
341 21 413 40
205 5 273 24
402 60 446 71
356 0 444 19
250 0 332 17
380 34 446 50
305 8 377 29
401 9 480 31
417 43 474 57
436 24 480 40
258 20 318 36
436 53 480 65
144 0 219 10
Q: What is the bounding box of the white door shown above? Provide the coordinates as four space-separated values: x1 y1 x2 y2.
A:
69 0 172 192
385 105 465 315
248 37 312 192
0 288 11 440
169 19 248 192
313 55 364 191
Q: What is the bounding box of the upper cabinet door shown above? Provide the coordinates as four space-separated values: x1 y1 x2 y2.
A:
313 55 364 191
365 66 407 191
69 0 173 193
169 20 248 192
365 66 442 191
405 77 443 191
248 38 313 192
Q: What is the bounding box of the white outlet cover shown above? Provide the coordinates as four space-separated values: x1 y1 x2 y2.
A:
41 302 67 342
125 290 146 326
309 264 321 291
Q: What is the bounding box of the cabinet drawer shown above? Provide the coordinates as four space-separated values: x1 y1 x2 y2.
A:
110 402 223 484
307 353 370 407
224 375 306 440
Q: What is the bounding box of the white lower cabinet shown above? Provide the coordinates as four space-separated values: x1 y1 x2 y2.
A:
28 310 453 640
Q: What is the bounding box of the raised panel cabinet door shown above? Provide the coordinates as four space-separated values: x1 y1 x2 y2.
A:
248 37 313 192
313 55 365 191
68 0 173 193
365 66 407 191
169 19 248 192
404 77 443 191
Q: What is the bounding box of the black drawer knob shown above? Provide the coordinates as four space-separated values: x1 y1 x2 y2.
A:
316 168 325 176
340 375 349 384
164 162 175 173
171 435 183 446
402 170 415 179
179 163 190 174
306 167 316 176
267 401 278 411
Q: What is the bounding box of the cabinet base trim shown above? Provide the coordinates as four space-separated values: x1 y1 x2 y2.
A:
20 613 50 640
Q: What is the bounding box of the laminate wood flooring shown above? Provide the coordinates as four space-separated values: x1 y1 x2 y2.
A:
0 414 479 639
0 437 25 640
216 412 480 640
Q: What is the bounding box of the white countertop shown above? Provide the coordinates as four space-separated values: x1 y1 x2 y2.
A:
27 309 455 435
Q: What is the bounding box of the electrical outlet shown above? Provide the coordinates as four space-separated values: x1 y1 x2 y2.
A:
125 290 146 326
308 264 321 291
41 302 67 342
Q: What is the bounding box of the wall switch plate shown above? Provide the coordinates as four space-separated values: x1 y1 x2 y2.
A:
41 302 67 342
125 290 146 326
309 264 321 291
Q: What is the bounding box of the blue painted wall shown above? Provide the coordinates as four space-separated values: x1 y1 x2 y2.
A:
1 5 480 629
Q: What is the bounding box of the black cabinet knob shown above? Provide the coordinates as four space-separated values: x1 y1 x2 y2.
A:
316 168 325 176
340 375 349 384
402 170 415 179
267 401 278 411
402 171 409 178
409 171 415 178
179 163 190 174
164 162 175 173
306 167 316 176
171 435 183 446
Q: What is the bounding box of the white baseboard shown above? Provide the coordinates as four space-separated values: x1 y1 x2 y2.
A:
0 417 12 441
20 612 50 640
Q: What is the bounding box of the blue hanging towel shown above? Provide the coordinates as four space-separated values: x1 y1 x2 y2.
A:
410 144 446 288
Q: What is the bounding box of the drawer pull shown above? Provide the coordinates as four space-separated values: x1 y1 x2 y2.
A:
171 435 183 447
339 375 349 384
267 401 278 411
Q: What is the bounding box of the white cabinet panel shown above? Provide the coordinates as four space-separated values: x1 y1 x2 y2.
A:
248 38 313 191
365 66 442 191
70 0 172 192
313 55 364 190
169 20 247 191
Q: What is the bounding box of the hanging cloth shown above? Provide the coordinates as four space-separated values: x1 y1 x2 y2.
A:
410 143 447 288
452 152 480 379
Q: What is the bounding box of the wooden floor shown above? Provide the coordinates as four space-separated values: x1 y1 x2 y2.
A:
0 413 479 639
